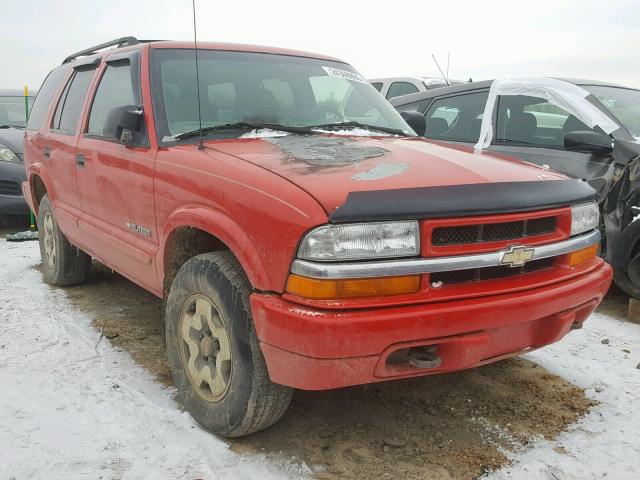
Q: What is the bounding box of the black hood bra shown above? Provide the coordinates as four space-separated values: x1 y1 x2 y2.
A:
330 179 597 223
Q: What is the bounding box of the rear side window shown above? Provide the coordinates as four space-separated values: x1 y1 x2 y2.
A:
423 91 488 141
371 82 383 92
50 68 95 134
87 61 136 137
386 81 419 99
27 65 69 131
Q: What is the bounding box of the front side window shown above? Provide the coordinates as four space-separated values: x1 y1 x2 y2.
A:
423 91 488 141
386 81 419 99
583 85 640 138
496 96 594 148
150 49 413 142
50 67 95 134
87 61 136 137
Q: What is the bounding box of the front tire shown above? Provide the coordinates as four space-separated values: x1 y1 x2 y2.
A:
37 195 91 286
165 252 293 437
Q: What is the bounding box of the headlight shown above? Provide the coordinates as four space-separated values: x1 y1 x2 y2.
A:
571 203 600 235
0 144 18 162
298 221 420 261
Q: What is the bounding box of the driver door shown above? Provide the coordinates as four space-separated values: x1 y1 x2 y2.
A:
75 51 159 292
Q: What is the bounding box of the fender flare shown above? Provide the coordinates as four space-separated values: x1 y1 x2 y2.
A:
158 205 270 291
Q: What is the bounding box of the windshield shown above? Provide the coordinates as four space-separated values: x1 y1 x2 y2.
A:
0 96 34 128
583 85 640 139
150 49 414 142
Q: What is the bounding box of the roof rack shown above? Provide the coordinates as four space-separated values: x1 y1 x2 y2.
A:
62 36 143 64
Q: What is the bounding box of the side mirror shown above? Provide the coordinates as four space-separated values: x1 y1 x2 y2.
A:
401 111 426 136
103 105 143 145
564 130 613 155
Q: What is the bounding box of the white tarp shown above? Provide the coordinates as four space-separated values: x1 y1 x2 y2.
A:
475 77 620 150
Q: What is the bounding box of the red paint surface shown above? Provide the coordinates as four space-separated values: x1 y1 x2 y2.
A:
22 41 612 391
254 263 610 389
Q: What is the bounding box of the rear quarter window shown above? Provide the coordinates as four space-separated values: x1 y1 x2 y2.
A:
26 65 69 131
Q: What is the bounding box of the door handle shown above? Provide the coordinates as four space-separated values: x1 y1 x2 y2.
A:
44 147 51 159
76 154 86 167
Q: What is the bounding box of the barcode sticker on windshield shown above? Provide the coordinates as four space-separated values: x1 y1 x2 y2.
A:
322 66 367 84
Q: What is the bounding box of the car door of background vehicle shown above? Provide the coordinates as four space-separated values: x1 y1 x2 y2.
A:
42 61 98 241
416 91 614 198
75 51 159 292
486 96 614 198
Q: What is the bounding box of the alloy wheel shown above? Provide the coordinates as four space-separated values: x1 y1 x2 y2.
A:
178 294 233 402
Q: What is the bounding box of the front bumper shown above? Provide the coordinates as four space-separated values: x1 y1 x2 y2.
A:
251 261 612 390
0 160 28 215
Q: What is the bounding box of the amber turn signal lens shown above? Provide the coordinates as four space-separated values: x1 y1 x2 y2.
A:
568 243 599 267
285 274 420 300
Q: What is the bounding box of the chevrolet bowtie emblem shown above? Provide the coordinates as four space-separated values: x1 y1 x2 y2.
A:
501 246 535 267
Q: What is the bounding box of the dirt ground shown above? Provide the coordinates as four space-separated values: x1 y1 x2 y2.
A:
31 260 631 480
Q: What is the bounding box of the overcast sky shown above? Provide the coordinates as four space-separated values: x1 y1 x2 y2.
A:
2 0 639 91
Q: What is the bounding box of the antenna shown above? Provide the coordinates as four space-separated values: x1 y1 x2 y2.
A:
192 0 204 149
432 54 450 86
446 52 450 84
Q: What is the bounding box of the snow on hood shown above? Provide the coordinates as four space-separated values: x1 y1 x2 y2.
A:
310 127 397 137
241 127 398 138
239 128 291 138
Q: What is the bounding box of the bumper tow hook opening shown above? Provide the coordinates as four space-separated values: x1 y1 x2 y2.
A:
407 346 442 369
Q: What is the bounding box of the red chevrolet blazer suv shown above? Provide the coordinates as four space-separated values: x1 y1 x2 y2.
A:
22 37 612 437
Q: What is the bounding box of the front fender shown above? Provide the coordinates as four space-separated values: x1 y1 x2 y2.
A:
158 205 271 291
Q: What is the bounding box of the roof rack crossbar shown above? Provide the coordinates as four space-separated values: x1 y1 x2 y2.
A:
62 36 140 64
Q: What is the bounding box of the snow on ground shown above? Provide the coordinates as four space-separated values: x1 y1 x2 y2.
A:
488 312 640 479
1 239 639 479
0 241 305 480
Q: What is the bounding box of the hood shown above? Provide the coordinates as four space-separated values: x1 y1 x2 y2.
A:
0 127 25 155
206 134 567 215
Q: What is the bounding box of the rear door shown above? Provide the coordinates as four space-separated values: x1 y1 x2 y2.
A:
40 61 98 240
75 50 159 292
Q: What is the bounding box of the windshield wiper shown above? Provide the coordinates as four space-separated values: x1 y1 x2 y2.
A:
169 122 312 141
308 121 410 137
